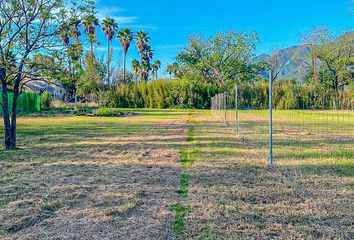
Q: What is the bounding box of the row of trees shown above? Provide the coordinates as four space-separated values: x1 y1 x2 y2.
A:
102 77 219 109
57 8 162 100
103 76 353 111
237 79 353 110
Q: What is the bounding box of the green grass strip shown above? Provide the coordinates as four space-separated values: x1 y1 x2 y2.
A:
171 204 191 236
177 174 190 197
187 127 195 142
179 148 198 167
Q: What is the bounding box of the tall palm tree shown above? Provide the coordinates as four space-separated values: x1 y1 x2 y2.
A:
135 31 150 61
117 28 134 84
131 59 141 81
83 14 100 58
68 20 83 102
152 60 161 80
102 17 118 87
60 27 71 97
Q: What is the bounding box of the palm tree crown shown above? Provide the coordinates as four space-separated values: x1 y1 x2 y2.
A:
83 15 100 36
152 60 161 79
117 28 134 54
132 59 141 81
102 17 118 41
135 30 150 55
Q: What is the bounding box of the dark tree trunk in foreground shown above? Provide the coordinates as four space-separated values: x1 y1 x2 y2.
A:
1 71 17 149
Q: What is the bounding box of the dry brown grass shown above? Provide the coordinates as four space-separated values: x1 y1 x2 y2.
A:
183 111 354 239
0 110 190 239
0 109 353 239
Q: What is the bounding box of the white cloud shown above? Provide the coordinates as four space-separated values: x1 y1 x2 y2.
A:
114 16 138 24
96 7 138 24
96 46 121 52
126 24 158 31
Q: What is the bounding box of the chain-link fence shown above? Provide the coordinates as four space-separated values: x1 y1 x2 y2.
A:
211 84 354 166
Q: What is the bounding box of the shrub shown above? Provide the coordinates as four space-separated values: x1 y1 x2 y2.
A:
94 108 123 117
40 91 52 110
51 100 68 109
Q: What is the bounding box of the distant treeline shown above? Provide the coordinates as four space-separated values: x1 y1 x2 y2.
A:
238 79 353 110
101 79 219 109
102 78 353 110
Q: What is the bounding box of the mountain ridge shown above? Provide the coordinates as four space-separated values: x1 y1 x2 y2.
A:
256 31 353 81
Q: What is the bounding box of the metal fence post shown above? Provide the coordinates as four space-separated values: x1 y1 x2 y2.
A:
224 92 227 123
269 70 273 167
235 85 239 135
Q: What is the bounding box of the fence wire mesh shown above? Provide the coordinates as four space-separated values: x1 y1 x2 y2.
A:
211 84 354 166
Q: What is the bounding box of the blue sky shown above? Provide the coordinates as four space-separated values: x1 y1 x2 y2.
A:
93 0 353 78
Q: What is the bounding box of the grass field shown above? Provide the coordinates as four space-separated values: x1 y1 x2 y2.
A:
0 109 353 239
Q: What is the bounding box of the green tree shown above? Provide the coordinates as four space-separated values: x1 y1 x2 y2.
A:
83 14 100 59
117 28 134 84
77 53 104 100
102 17 118 87
316 32 354 92
176 31 259 88
135 31 150 62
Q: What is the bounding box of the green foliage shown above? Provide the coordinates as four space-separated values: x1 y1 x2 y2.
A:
94 108 123 117
77 53 104 98
113 79 219 109
316 32 353 91
175 31 260 86
237 79 353 110
0 92 41 114
40 92 52 110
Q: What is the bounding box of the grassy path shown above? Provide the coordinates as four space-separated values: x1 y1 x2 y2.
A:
171 110 198 237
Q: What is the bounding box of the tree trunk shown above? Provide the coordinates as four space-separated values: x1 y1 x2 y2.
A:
0 70 19 150
10 86 19 149
123 53 126 85
107 40 110 88
2 82 16 150
90 41 94 62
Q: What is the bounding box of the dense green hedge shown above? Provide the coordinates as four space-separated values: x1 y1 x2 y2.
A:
0 92 41 114
101 79 220 109
101 78 353 110
236 79 354 110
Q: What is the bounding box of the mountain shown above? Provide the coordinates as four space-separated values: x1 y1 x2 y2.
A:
256 31 353 82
